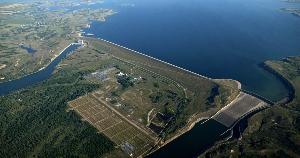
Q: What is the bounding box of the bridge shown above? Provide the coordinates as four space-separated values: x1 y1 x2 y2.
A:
211 92 269 128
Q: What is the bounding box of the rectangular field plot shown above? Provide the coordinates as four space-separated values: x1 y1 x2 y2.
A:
90 108 98 115
109 124 122 134
103 130 114 138
115 134 127 143
124 128 135 138
106 117 118 126
128 127 139 135
105 126 118 136
115 122 127 131
128 138 142 148
84 110 94 116
80 111 89 118
111 116 122 124
68 95 153 156
95 123 105 131
101 111 110 118
95 113 105 120
93 105 104 112
76 99 84 105
81 97 89 103
111 136 122 145
121 132 131 140
129 136 145 148
87 102 94 108
101 118 114 127
68 101 78 107
88 117 97 124
80 105 89 111
136 134 148 143
96 122 107 131
100 121 110 130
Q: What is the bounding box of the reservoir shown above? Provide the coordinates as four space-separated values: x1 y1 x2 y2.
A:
0 0 300 157
0 44 79 95
82 0 300 101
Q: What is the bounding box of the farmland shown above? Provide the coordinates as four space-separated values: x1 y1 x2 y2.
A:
68 95 153 157
61 38 240 156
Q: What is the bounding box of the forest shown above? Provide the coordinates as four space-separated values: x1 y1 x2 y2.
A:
0 66 115 157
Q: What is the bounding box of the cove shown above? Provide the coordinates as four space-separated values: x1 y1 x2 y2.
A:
0 44 79 95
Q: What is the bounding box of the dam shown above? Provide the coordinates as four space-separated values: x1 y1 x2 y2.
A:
211 92 269 128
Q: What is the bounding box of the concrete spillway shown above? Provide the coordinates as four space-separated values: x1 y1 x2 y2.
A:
211 92 268 127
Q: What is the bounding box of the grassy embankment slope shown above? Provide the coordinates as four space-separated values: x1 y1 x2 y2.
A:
201 56 300 158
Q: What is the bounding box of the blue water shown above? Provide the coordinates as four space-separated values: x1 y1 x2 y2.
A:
0 44 79 95
20 45 37 53
82 0 300 101
147 119 230 158
0 0 299 156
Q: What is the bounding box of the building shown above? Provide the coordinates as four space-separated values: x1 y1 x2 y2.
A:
115 72 125 76
77 40 84 45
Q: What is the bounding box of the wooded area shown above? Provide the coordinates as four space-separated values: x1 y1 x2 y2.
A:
0 67 115 157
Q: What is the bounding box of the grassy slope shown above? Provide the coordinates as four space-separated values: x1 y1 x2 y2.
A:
200 57 300 158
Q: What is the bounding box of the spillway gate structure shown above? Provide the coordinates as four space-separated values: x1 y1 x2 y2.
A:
211 92 268 127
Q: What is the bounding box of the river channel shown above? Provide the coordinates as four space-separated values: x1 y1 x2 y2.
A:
0 44 79 95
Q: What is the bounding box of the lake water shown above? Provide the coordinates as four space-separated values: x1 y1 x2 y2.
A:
82 0 300 101
20 45 37 53
1 0 300 157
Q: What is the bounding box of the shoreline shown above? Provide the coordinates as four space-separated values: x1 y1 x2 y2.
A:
257 62 295 104
147 117 209 156
38 43 74 71
0 43 75 84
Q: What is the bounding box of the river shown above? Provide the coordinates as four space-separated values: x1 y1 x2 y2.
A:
147 119 230 158
0 44 79 95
